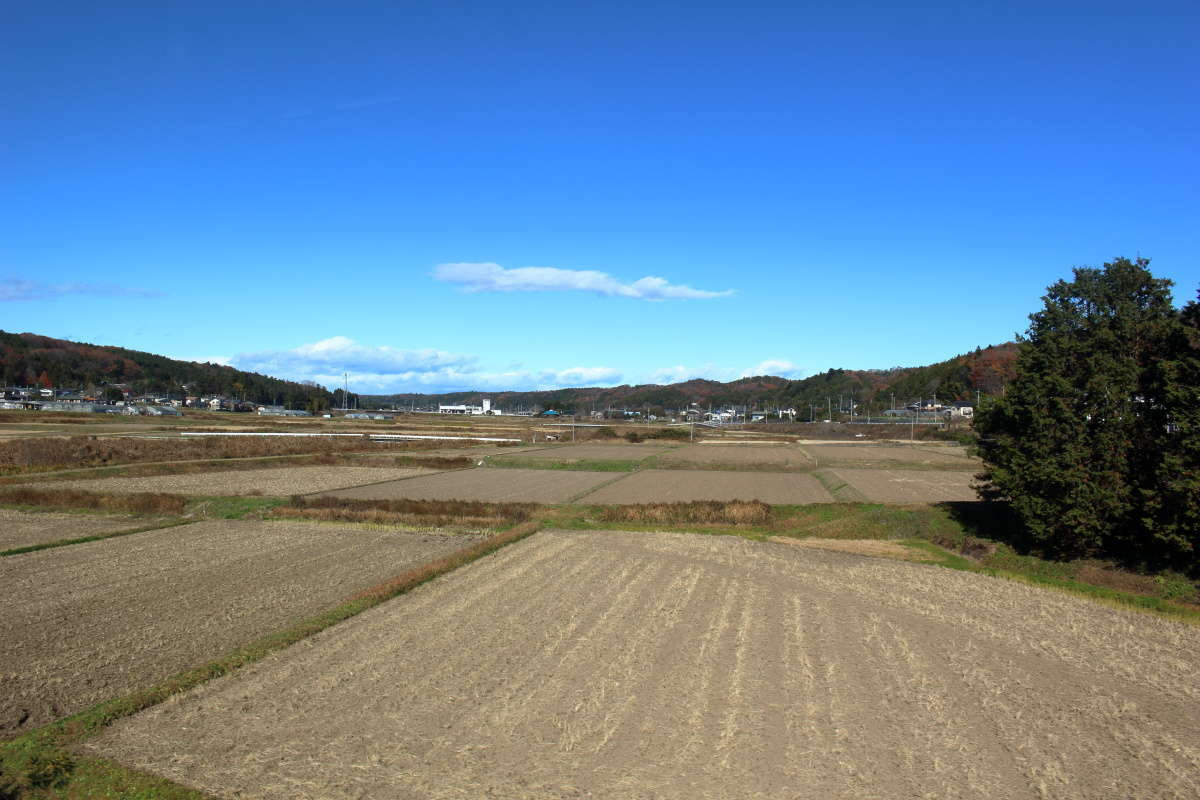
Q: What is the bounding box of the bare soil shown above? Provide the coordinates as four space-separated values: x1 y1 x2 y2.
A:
91 530 1200 799
0 520 481 736
657 443 814 470
801 442 978 470
833 468 979 502
506 443 673 461
577 469 833 504
16 465 435 496
0 509 170 551
321 467 617 503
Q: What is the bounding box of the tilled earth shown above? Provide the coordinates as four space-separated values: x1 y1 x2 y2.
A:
801 443 979 470
0 508 170 551
16 465 435 496
0 520 481 736
832 467 980 502
579 468 834 504
321 467 616 503
657 443 816 470
90 530 1200 799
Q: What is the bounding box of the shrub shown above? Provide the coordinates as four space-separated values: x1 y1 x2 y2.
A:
0 487 186 514
597 500 771 526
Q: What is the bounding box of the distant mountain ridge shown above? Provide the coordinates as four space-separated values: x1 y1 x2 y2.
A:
0 330 1019 414
367 343 1020 414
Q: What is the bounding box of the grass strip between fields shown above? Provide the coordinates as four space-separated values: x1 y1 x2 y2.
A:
810 469 868 502
0 519 543 799
0 519 196 558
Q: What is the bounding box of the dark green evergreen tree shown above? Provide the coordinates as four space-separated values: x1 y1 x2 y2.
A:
975 257 1178 562
1141 291 1200 570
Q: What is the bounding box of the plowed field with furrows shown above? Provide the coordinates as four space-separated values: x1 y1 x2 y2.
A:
832 467 979 502
16 465 436 496
91 530 1200 800
0 520 481 736
0 508 170 551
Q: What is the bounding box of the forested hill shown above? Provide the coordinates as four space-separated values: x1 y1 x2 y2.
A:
1 330 1018 413
0 331 334 407
369 343 1020 413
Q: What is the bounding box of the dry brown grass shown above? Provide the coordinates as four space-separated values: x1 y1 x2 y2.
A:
595 499 772 525
0 487 186 514
0 435 444 473
279 495 537 528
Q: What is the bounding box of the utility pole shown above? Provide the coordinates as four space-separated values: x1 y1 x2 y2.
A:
827 397 832 422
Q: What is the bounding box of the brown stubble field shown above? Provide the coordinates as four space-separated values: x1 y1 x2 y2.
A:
799 442 979 469
0 508 171 550
832 467 979 502
0 520 482 737
89 530 1200 800
507 443 675 461
14 465 438 496
579 469 834 504
321 467 618 503
657 443 816 470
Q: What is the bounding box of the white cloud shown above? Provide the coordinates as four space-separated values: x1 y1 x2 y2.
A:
229 337 621 393
433 262 734 301
647 359 806 384
1 277 163 302
234 336 476 378
742 359 805 379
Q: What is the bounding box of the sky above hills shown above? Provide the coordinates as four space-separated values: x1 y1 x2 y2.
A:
4 1 1198 393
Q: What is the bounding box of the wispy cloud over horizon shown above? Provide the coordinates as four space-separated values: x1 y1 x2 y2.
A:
1 278 164 302
433 262 734 301
208 337 804 394
228 337 622 393
649 359 806 385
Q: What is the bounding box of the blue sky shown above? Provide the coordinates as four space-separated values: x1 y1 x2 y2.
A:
3 1 1198 393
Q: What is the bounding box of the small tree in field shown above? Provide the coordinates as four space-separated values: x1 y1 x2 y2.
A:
974 257 1180 563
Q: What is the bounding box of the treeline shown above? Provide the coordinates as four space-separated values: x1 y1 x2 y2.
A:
976 258 1199 575
371 348 1019 414
0 332 334 408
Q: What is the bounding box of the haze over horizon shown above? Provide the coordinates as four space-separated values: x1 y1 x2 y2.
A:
4 1 1198 393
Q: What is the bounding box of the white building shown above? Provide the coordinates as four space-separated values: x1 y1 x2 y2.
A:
439 398 496 415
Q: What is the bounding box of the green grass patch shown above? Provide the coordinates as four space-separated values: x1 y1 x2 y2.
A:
1 519 195 557
184 496 286 520
810 469 867 502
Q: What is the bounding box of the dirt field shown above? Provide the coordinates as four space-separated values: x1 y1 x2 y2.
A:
576 469 832 504
17 465 436 497
769 536 929 561
833 468 979 503
0 520 481 736
91 530 1200 799
801 443 977 469
657 443 815 470
0 509 171 551
504 443 673 461
321 467 618 503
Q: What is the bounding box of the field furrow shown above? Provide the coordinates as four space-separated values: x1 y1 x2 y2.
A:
87 530 1200 799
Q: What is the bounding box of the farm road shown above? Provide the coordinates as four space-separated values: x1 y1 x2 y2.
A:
92 530 1200 799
